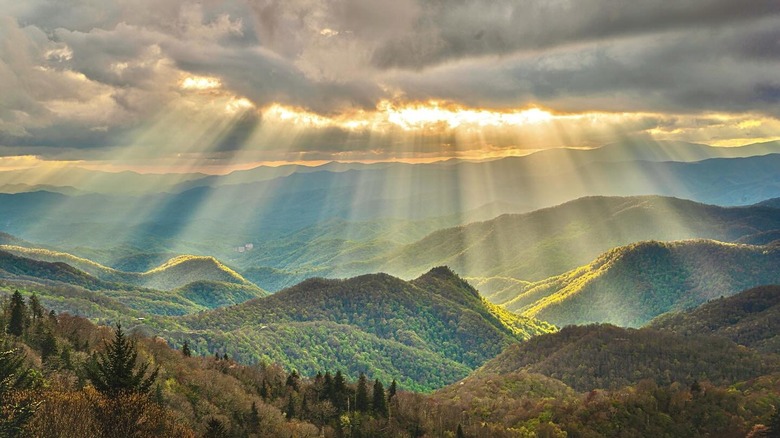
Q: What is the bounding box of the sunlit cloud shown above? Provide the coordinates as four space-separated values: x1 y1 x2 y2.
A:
180 76 222 91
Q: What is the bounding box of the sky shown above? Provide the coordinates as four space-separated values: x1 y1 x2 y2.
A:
1 0 780 173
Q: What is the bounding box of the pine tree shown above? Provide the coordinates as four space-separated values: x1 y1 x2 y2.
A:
286 395 296 419
323 371 334 402
39 328 58 363
457 423 466 438
286 370 300 391
247 401 260 433
28 294 43 322
767 408 780 438
333 370 347 412
204 418 227 438
83 323 159 396
0 348 37 436
372 379 388 417
355 373 369 413
388 379 397 402
6 291 26 336
181 340 191 357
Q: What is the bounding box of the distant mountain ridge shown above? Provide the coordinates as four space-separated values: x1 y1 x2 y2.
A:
367 195 780 282
503 240 780 327
0 245 254 291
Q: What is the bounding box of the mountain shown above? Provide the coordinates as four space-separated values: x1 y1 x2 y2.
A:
175 267 554 391
504 240 780 327
651 285 780 354
0 245 257 292
5 154 780 261
0 250 118 291
757 197 780 209
476 324 780 392
367 195 780 282
0 249 265 316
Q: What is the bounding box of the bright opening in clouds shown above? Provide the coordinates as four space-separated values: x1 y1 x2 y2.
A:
0 0 778 172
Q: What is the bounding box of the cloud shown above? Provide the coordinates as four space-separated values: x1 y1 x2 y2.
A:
0 0 778 164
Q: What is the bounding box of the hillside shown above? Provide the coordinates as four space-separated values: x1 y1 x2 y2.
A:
477 324 780 392
0 245 255 291
651 285 780 354
0 250 118 291
505 240 780 327
366 195 780 282
0 250 264 316
177 267 554 390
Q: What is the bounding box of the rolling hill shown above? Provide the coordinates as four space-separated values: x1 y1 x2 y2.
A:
651 285 780 354
0 249 265 315
504 240 780 327
366 195 780 282
0 245 258 292
175 266 554 390
476 324 780 392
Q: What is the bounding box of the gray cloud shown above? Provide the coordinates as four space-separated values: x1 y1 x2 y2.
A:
0 0 778 161
371 0 780 70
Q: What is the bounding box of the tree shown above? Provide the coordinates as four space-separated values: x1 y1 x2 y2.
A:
286 370 300 391
457 423 466 438
204 418 227 438
28 294 43 322
39 329 58 363
181 340 191 357
388 379 397 402
333 371 347 411
372 379 388 417
247 401 260 433
0 348 38 436
355 373 369 413
83 323 158 396
6 291 26 336
286 395 296 420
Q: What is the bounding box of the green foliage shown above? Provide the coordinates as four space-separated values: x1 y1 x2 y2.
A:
370 196 780 282
177 268 552 390
83 323 159 396
510 240 780 327
355 373 369 413
0 348 38 436
651 285 780 354
479 324 780 392
6 290 26 336
372 379 387 417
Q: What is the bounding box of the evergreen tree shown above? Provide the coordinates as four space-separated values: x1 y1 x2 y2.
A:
286 370 300 391
355 373 369 413
28 294 43 322
286 395 296 419
181 340 191 357
388 379 397 402
39 328 58 363
372 379 388 417
457 423 466 438
323 371 334 402
767 408 780 438
247 401 260 433
6 291 26 336
83 323 158 396
333 370 347 411
259 379 270 399
0 348 37 436
204 418 227 438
